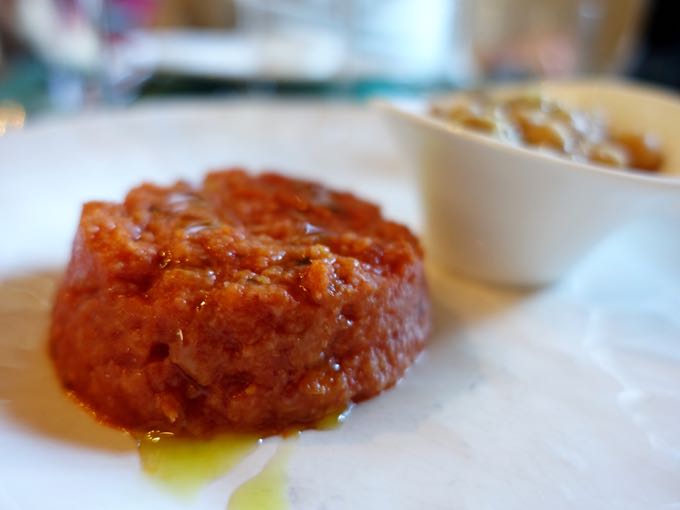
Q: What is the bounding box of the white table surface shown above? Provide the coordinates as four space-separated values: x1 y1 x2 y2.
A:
0 100 678 510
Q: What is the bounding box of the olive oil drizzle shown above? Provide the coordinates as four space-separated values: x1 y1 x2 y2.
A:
137 406 353 503
227 439 295 510
313 404 353 431
137 431 261 497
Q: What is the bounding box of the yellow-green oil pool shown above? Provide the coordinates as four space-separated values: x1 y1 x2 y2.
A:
137 406 352 507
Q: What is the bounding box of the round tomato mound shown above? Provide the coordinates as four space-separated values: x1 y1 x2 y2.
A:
50 170 430 437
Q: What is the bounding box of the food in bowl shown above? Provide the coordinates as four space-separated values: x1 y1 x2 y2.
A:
431 93 664 172
49 170 430 437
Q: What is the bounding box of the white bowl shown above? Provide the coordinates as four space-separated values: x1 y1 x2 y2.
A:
376 80 680 287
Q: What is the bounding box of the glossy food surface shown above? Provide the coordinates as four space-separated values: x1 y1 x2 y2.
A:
49 170 430 437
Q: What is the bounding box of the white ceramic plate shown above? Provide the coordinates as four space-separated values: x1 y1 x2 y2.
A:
1 100 679 510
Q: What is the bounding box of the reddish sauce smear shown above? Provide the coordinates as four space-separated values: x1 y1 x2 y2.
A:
50 170 431 437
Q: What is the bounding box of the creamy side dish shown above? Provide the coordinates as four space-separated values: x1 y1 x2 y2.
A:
432 93 664 172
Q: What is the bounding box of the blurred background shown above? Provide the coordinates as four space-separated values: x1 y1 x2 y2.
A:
0 0 678 127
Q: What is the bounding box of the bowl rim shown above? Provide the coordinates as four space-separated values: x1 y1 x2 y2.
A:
374 78 680 190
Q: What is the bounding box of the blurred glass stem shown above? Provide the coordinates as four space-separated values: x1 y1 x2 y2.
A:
16 0 152 110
